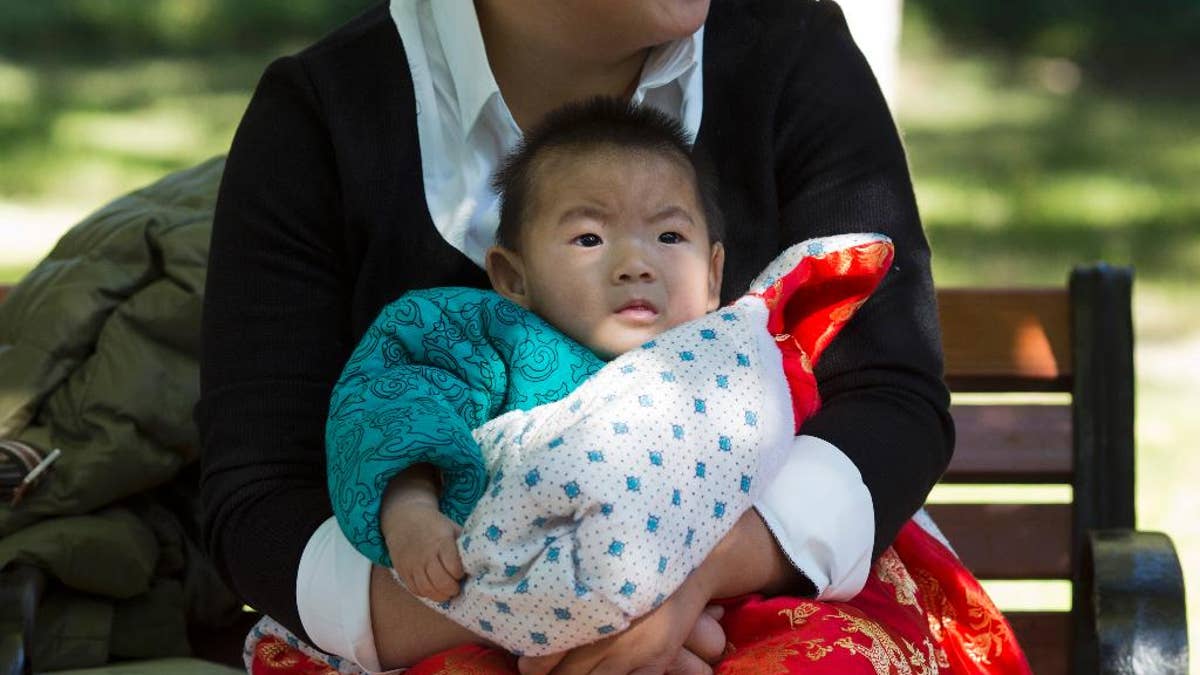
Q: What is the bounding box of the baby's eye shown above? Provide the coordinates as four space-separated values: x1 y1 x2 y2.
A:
658 232 684 244
574 233 603 247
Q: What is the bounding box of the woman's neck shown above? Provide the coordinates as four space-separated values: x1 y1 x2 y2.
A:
475 1 649 131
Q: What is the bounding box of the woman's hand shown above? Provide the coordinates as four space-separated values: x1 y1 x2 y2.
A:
516 576 725 675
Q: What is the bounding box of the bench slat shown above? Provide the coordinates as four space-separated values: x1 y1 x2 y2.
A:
937 288 1072 392
944 404 1072 482
926 503 1071 579
1008 612 1070 675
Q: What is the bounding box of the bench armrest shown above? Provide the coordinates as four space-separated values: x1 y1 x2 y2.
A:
1077 529 1189 674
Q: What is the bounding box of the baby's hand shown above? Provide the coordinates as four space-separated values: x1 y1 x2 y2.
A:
383 497 465 603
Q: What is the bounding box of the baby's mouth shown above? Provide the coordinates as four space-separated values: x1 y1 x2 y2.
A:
615 299 660 321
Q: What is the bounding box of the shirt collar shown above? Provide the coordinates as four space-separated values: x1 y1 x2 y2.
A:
432 0 704 136
431 0 500 137
636 26 704 98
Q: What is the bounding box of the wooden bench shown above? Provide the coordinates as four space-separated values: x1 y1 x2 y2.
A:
931 264 1188 674
0 265 1190 673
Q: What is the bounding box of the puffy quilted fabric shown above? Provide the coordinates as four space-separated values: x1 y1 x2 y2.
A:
0 157 221 536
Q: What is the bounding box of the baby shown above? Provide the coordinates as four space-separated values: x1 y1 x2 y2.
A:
388 98 723 600
326 98 893 654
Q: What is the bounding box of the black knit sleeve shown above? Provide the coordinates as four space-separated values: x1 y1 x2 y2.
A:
772 2 955 559
196 53 351 639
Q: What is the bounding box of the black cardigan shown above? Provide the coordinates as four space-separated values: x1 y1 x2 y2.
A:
197 0 953 641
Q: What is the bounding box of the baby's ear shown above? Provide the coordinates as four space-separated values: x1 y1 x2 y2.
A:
486 246 531 308
707 242 726 311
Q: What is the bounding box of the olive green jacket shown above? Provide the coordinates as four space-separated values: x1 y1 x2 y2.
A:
0 158 240 669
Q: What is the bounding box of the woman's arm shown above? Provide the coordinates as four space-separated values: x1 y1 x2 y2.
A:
197 52 352 639
769 0 954 563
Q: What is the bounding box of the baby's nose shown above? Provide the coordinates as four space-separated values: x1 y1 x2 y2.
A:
617 268 655 282
614 255 656 282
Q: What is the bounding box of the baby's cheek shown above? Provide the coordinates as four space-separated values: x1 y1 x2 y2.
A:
541 300 603 351
666 299 711 329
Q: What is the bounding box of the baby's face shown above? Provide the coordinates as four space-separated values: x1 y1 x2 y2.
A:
509 148 723 358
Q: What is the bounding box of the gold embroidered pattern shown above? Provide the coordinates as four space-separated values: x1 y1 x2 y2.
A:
778 602 821 629
829 298 866 324
762 278 785 310
961 584 1015 664
876 548 920 608
800 637 834 661
725 600 954 674
255 637 318 671
836 249 855 274
913 567 1015 665
826 608 939 675
857 241 894 270
773 333 817 375
718 633 801 675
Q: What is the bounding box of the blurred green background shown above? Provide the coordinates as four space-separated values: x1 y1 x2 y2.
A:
1 0 1196 668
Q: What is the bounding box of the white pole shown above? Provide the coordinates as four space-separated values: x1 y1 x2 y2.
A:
834 0 902 108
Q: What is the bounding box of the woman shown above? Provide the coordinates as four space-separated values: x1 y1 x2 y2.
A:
198 1 971 672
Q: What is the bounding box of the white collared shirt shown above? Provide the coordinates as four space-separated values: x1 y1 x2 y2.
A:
398 0 704 268
295 2 872 670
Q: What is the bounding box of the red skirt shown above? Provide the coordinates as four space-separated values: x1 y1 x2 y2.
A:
250 520 1031 674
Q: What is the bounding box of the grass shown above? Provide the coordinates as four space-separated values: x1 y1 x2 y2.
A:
1 12 1198 671
0 52 269 212
900 62 1199 288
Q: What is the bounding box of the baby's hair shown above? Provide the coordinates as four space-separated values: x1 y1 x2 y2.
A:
492 96 725 250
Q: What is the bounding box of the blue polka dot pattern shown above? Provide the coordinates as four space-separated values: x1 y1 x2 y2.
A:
451 290 797 655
